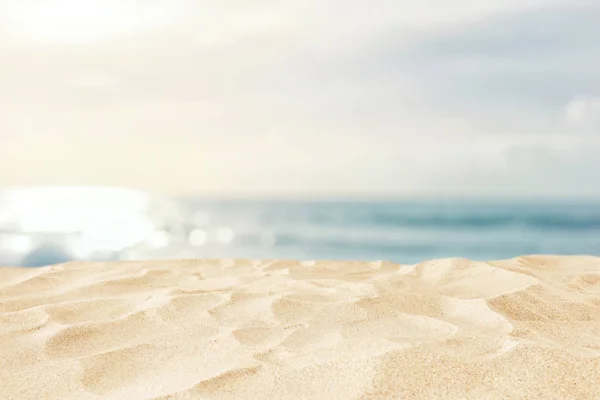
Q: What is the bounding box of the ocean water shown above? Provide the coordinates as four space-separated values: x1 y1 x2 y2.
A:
173 200 600 264
2 190 600 267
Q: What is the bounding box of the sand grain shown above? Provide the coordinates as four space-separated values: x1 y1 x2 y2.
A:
1 256 599 399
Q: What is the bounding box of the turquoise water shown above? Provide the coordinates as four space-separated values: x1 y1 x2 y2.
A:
2 192 600 266
178 200 600 264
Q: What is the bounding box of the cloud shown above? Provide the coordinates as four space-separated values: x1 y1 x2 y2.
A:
0 0 184 44
0 0 599 196
393 1 600 131
565 96 600 125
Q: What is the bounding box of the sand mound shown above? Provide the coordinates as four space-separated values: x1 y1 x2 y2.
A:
1 256 599 399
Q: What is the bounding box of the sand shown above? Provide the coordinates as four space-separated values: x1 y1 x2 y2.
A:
0 256 599 399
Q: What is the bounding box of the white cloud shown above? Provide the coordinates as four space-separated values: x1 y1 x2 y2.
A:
565 96 600 124
0 0 599 197
0 0 185 44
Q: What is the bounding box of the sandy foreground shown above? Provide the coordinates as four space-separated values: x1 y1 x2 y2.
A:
0 256 599 399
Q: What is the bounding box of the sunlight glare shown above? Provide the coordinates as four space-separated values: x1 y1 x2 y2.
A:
189 229 207 247
2 0 183 44
6 236 33 254
0 187 173 253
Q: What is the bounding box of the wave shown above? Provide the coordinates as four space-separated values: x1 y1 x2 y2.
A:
291 210 600 231
366 213 600 230
187 200 600 231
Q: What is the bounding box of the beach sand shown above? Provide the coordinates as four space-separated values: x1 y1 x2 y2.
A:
1 256 599 399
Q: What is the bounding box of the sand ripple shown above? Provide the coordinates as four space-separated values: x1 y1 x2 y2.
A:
1 256 599 399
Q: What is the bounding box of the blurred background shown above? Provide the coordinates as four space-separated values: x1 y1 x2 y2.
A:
1 1 600 267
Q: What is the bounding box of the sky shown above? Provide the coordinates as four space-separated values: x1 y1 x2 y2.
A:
0 0 599 198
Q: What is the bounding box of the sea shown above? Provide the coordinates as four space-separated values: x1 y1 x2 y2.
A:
2 190 600 267
173 199 600 264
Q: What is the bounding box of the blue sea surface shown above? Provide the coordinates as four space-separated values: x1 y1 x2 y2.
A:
2 191 600 266
175 200 600 264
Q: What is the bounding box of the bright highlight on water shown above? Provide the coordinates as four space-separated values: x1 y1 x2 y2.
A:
1 187 599 267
